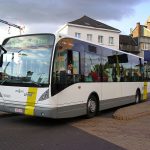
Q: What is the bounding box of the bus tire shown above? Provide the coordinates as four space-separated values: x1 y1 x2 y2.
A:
87 95 98 118
135 89 141 104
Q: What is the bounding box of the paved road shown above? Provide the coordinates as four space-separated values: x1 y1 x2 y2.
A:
0 112 125 150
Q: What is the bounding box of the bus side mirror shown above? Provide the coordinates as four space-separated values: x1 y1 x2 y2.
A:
0 45 7 54
0 55 3 67
0 45 7 67
0 46 2 67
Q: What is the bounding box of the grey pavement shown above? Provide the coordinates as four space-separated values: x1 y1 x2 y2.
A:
72 102 150 150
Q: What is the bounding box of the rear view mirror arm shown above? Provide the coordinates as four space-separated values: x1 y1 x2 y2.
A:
0 45 7 54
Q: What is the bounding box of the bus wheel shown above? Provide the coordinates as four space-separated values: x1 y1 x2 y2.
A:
87 95 98 118
135 90 141 104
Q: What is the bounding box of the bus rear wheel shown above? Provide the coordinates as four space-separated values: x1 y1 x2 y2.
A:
87 95 98 118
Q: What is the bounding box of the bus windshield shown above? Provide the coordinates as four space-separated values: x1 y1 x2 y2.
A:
0 34 55 87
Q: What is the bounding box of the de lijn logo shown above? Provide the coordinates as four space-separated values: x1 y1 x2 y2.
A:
15 89 34 97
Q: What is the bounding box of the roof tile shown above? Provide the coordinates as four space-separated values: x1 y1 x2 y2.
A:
69 15 120 32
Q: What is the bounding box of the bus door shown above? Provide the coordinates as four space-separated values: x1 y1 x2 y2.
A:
52 49 81 97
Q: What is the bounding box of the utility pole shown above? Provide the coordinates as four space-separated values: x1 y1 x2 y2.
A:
0 18 24 35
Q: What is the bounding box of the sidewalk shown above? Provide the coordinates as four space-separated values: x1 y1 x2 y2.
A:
72 101 150 150
113 101 150 120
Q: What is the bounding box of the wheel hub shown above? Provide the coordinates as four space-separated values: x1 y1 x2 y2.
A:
88 99 96 112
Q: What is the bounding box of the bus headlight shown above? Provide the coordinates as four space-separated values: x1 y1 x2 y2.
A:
38 89 49 101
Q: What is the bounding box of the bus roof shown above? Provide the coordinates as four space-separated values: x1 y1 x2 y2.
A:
2 33 143 60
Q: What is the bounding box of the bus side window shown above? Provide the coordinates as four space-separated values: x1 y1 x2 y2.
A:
67 50 80 83
52 48 81 95
72 51 80 82
84 52 101 82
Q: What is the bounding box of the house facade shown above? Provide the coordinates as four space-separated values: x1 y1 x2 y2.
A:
131 16 150 57
57 16 120 50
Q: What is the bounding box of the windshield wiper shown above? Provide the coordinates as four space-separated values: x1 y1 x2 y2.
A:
0 78 11 85
1 78 42 87
29 80 42 87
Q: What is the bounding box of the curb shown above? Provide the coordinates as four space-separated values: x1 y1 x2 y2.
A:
113 101 150 120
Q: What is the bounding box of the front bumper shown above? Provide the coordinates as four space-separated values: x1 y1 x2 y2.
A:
0 102 57 118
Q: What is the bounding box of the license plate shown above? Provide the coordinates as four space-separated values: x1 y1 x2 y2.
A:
15 108 23 113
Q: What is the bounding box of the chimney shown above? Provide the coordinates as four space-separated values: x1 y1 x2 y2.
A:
136 22 141 37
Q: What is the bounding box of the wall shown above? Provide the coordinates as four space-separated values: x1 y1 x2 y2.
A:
59 24 120 50
143 27 150 37
58 25 68 35
132 23 141 38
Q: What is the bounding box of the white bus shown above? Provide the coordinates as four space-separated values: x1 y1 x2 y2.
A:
0 33 149 118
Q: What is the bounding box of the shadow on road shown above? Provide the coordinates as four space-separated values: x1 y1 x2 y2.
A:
0 113 19 118
11 115 87 127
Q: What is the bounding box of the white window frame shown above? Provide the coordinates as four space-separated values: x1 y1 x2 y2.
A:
75 32 81 38
87 34 92 41
109 37 114 45
98 35 103 44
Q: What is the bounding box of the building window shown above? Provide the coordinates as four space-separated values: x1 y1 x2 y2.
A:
143 43 146 50
143 43 150 50
87 34 92 41
75 33 81 38
98 35 103 44
109 37 114 45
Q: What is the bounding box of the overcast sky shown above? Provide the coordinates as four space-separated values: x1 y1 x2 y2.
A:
0 0 150 43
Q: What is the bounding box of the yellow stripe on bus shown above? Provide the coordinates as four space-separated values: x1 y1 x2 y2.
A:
143 82 148 101
25 88 38 116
